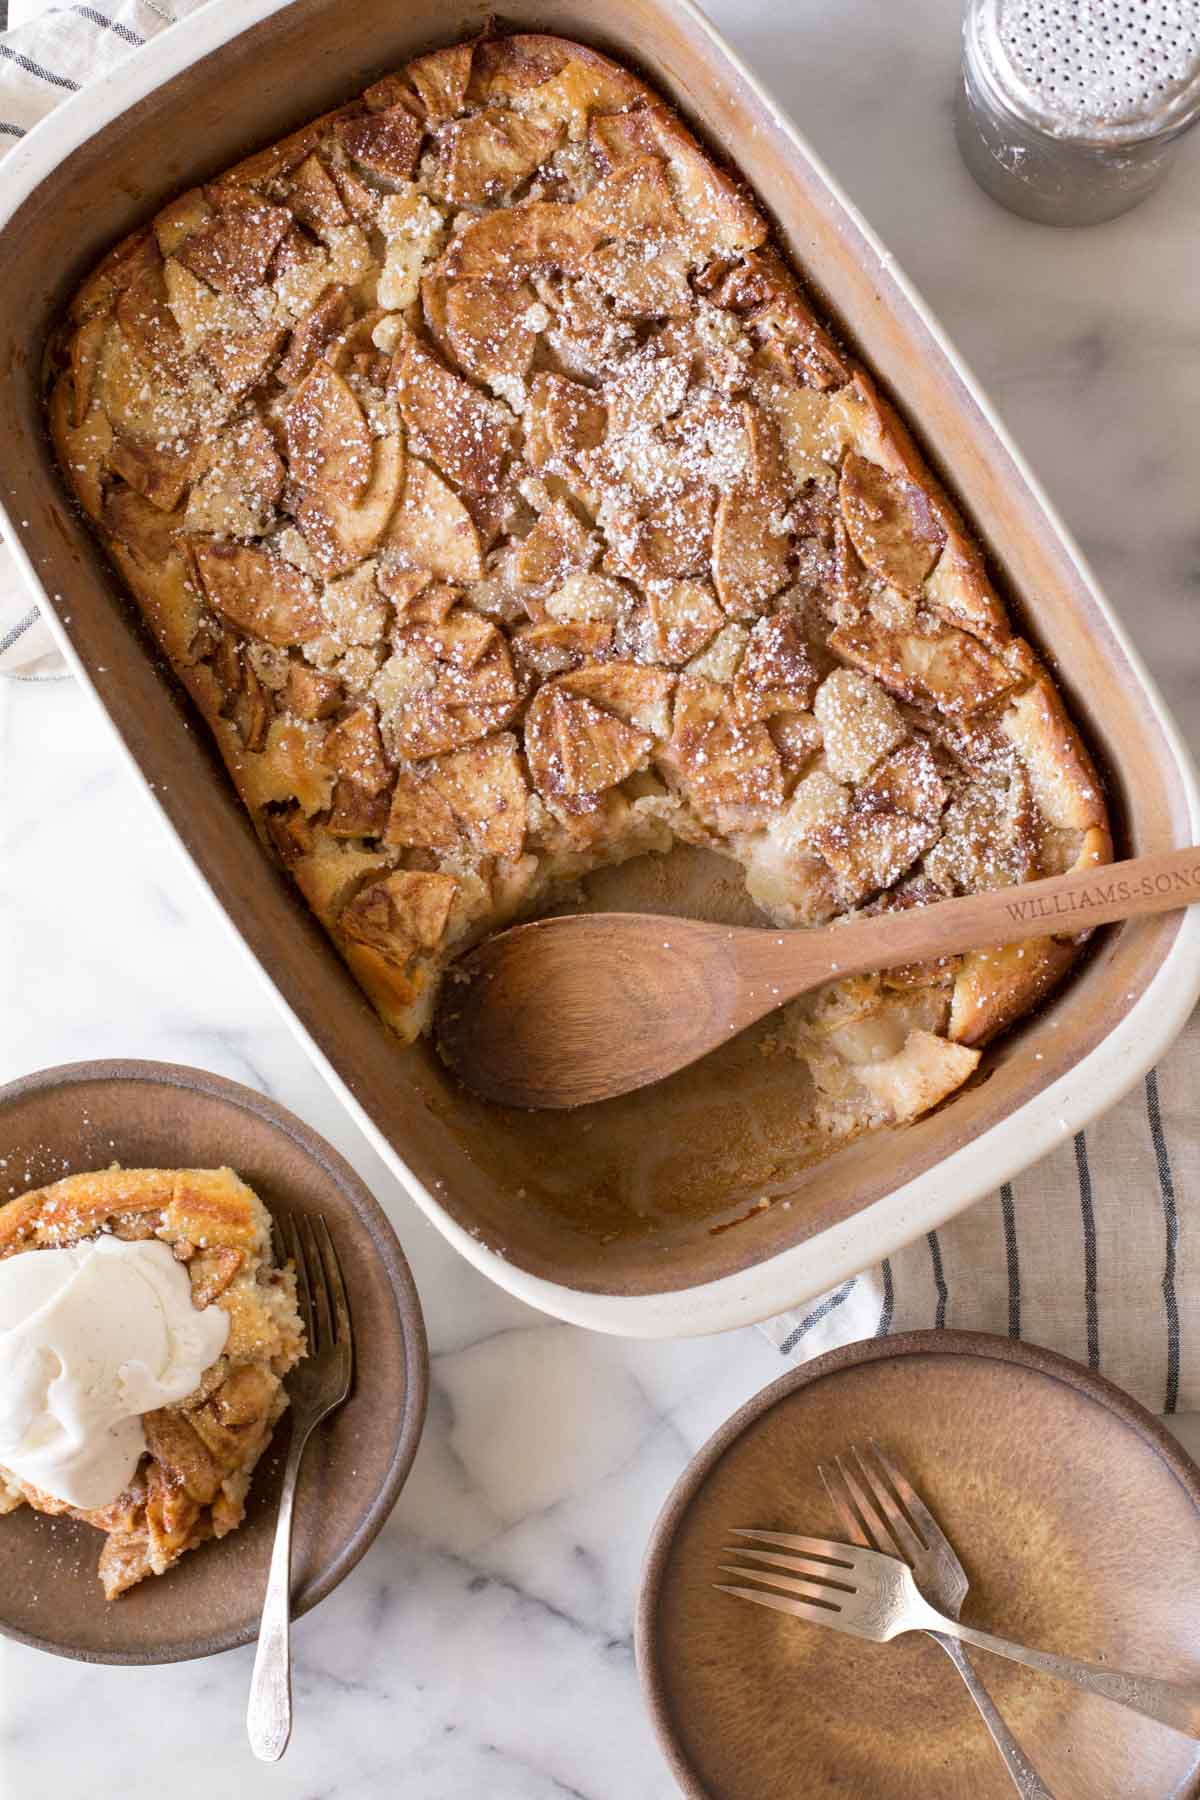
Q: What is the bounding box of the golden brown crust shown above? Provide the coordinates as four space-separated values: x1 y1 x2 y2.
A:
47 29 1110 1152
0 1168 303 1597
839 372 1010 646
944 677 1111 1044
949 937 1080 1047
1000 674 1109 837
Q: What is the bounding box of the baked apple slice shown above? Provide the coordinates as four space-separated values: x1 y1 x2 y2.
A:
192 541 325 646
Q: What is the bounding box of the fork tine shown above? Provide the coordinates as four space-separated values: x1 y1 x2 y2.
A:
717 1565 845 1609
852 1445 926 1561
281 1212 315 1351
314 1215 352 1351
818 1461 871 1550
833 1451 903 1560
729 1528 854 1566
716 1585 848 1629
722 1547 856 1592
302 1214 334 1351
867 1440 942 1552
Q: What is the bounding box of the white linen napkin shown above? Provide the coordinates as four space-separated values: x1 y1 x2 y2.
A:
0 542 67 678
3 2 1197 1418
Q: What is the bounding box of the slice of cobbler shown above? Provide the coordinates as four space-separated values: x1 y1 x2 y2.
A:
0 1167 304 1599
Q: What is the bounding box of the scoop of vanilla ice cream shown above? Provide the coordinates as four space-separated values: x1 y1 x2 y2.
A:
0 1235 230 1508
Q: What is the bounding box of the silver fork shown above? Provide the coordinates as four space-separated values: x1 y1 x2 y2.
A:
246 1213 353 1762
718 1502 1200 1742
820 1444 1054 1799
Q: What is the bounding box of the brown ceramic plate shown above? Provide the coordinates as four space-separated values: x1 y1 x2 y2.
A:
638 1332 1200 1799
0 1059 427 1664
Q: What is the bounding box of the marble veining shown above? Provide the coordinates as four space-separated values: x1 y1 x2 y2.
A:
3 0 1200 1793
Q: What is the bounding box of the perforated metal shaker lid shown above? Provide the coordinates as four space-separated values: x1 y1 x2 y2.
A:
974 0 1200 144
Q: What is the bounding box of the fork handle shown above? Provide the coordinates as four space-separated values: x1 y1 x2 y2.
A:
932 1635 1058 1798
940 1619 1200 1739
247 1420 313 1762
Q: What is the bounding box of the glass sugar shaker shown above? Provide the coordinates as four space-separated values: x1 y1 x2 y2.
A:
956 0 1200 225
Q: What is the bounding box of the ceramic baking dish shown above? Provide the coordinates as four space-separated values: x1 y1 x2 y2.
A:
2 0 1198 1336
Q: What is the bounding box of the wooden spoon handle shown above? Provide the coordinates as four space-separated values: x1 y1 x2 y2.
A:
435 846 1200 1109
782 846 1200 991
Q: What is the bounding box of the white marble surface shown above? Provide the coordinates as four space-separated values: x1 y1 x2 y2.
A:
3 1 1200 1794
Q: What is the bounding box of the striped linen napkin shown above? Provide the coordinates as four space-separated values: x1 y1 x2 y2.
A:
2 0 1198 1415
0 0 209 678
759 1032 1198 1414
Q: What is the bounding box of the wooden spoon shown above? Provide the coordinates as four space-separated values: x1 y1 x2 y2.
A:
434 845 1200 1110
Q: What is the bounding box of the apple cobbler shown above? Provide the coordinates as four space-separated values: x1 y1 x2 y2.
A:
0 1168 304 1597
47 31 1109 1150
